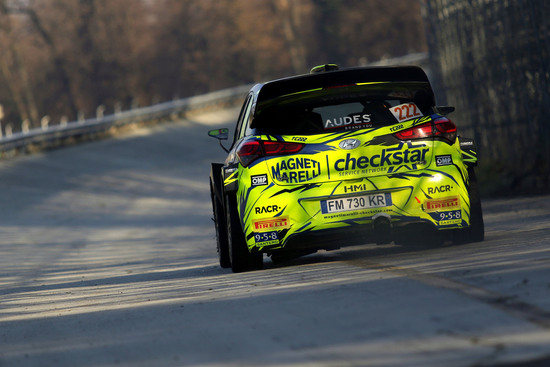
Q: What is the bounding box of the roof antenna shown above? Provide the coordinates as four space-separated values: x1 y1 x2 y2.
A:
310 64 339 74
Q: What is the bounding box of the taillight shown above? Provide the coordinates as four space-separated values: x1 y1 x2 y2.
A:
394 117 457 144
236 140 304 167
394 122 433 140
433 117 457 143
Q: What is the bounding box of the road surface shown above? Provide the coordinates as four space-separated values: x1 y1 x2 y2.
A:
1 109 549 367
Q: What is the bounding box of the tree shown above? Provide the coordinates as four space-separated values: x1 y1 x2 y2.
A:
0 0 428 129
0 0 39 127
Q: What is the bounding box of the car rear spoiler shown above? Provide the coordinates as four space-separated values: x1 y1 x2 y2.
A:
256 66 435 106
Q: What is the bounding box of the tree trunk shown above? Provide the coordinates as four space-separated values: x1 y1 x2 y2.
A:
272 0 308 74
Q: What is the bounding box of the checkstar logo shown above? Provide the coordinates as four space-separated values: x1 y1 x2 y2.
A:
333 142 429 171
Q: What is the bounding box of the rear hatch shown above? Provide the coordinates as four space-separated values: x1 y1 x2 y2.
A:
248 69 443 185
251 80 437 186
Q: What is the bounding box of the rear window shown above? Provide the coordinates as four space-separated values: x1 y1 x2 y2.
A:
253 83 433 135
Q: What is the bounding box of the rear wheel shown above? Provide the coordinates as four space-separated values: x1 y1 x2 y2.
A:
454 168 485 244
226 194 263 272
210 181 230 268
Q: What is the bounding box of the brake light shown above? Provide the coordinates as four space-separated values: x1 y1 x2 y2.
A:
236 140 304 167
394 117 457 144
394 122 433 140
433 118 457 143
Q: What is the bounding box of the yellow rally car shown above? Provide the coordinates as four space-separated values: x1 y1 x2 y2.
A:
209 65 484 272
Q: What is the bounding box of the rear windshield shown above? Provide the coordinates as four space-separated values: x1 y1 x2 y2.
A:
253 82 433 135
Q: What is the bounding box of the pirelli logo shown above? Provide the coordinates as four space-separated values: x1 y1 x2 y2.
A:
425 197 460 212
253 216 290 231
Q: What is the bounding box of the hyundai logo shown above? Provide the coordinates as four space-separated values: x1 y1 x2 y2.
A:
339 139 361 150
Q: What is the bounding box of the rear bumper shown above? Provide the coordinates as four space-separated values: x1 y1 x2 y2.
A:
241 168 470 252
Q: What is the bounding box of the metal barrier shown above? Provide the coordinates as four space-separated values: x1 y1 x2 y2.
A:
0 84 252 156
0 54 433 157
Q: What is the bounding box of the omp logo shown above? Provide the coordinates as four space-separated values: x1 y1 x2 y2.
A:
271 157 321 184
255 205 280 214
436 155 453 166
334 142 429 172
251 174 268 187
253 217 290 231
344 184 367 193
425 197 460 212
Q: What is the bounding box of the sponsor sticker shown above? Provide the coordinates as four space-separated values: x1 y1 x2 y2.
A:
389 102 423 123
324 114 372 130
332 142 429 174
271 157 321 183
254 205 280 214
436 155 453 166
428 210 462 225
427 185 454 195
254 231 279 246
251 174 268 187
253 216 290 231
343 183 367 193
425 196 460 212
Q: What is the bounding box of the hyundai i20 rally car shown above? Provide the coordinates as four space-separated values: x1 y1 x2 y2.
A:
209 64 484 272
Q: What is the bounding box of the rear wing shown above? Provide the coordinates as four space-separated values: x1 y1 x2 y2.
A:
256 66 435 107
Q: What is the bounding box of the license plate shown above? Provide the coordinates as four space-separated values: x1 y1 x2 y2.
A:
321 193 392 214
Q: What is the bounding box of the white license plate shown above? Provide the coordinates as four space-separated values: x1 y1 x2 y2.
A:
321 193 392 214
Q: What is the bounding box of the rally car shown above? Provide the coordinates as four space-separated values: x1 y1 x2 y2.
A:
209 64 484 272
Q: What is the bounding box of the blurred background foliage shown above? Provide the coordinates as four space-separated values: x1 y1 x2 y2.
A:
0 0 426 127
0 0 548 195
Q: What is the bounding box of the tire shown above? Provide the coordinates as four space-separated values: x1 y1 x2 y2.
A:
225 194 263 272
210 181 230 268
454 168 485 244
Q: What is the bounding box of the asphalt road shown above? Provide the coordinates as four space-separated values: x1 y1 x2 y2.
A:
1 109 549 367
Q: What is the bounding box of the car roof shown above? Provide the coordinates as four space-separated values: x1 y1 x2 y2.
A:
255 65 434 106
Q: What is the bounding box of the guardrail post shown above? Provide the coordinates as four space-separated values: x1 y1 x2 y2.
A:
41 116 50 130
60 116 68 127
96 105 106 120
78 111 85 123
22 119 30 133
6 123 13 136
114 102 122 115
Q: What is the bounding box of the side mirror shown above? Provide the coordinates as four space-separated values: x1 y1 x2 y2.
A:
208 128 229 140
435 106 455 115
208 128 229 153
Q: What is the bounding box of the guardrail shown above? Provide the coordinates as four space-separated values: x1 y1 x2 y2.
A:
0 54 431 158
0 84 253 156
